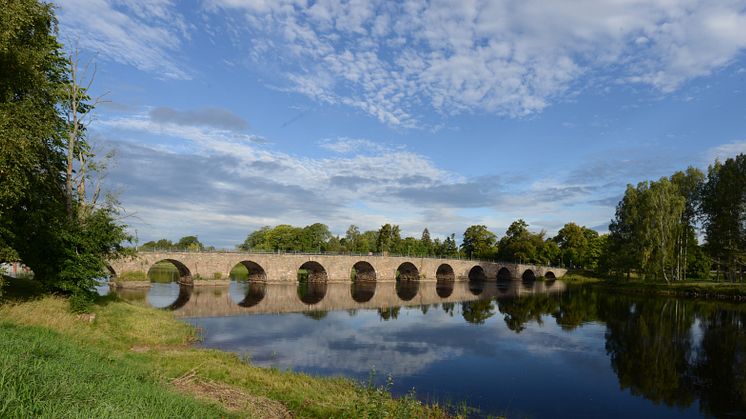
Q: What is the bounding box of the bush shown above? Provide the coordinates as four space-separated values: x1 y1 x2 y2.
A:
212 272 222 280
68 292 94 314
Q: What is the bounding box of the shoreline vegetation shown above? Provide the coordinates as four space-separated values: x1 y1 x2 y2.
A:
0 277 461 418
563 272 746 301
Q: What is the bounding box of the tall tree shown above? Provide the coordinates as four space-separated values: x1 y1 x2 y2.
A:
701 155 746 281
0 0 128 297
420 228 432 256
461 225 497 259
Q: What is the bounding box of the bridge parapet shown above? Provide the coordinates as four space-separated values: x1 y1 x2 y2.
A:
109 251 566 283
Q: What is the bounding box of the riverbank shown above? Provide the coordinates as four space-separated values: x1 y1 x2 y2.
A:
0 287 455 418
563 273 746 301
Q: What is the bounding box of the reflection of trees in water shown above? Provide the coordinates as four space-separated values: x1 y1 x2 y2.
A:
441 302 455 317
602 295 695 408
509 288 746 416
551 286 599 331
691 309 746 417
302 310 328 320
497 294 558 333
461 299 495 324
378 306 400 321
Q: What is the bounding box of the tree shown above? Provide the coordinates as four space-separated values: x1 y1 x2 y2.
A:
461 225 497 259
420 228 432 256
239 226 271 251
176 236 203 251
301 223 331 252
0 0 129 297
554 223 602 269
701 155 746 281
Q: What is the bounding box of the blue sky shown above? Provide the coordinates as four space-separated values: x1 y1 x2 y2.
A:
56 0 746 248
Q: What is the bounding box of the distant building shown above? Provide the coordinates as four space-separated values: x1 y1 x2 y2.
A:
0 262 32 278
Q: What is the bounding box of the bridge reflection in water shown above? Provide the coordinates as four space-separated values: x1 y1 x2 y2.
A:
113 279 566 317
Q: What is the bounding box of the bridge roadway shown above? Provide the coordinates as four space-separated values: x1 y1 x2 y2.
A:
109 251 567 283
140 280 567 318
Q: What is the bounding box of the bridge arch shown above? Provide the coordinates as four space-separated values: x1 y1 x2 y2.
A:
298 261 327 282
545 271 556 280
468 265 487 282
497 267 512 281
436 264 455 298
522 269 536 281
148 259 192 284
351 261 376 282
436 264 455 281
351 281 376 303
232 260 267 282
396 262 419 281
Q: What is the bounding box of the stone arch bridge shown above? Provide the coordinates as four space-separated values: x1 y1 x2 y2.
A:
109 251 566 283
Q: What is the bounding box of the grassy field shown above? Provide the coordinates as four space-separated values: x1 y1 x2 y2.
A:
0 279 455 418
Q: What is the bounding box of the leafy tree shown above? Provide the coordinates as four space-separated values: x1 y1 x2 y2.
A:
461 225 497 259
420 228 432 255
176 236 203 251
700 155 746 281
239 226 272 251
301 223 331 252
0 0 129 297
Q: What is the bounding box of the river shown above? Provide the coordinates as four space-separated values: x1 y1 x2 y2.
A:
112 280 746 418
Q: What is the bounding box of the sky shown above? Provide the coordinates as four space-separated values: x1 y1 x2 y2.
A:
55 0 746 248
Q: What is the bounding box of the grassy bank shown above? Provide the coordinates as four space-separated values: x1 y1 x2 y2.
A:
563 272 746 301
0 287 453 418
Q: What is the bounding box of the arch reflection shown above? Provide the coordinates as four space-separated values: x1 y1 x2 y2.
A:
298 280 327 305
351 280 376 303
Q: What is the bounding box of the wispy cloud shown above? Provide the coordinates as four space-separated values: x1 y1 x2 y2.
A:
204 0 746 126
707 140 746 162
56 0 191 79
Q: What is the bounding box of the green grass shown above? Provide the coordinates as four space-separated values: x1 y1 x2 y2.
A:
118 270 148 281
0 323 232 418
0 287 455 418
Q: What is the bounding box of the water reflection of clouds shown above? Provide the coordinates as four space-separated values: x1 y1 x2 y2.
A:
189 308 464 377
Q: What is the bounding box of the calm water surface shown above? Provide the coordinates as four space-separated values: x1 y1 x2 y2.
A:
115 280 746 418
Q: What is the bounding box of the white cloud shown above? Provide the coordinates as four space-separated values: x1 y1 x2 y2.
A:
99 109 622 245
707 140 746 162
204 0 746 126
56 0 191 79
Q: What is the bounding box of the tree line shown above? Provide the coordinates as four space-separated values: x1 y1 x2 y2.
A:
233 220 603 267
606 155 746 282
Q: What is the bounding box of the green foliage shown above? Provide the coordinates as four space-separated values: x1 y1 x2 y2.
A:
497 219 558 265
67 292 94 314
554 222 603 269
0 0 129 296
118 270 147 281
606 167 708 282
460 225 497 259
701 155 746 281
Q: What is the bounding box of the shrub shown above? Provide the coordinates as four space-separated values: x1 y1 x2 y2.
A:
68 292 94 314
212 272 222 280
